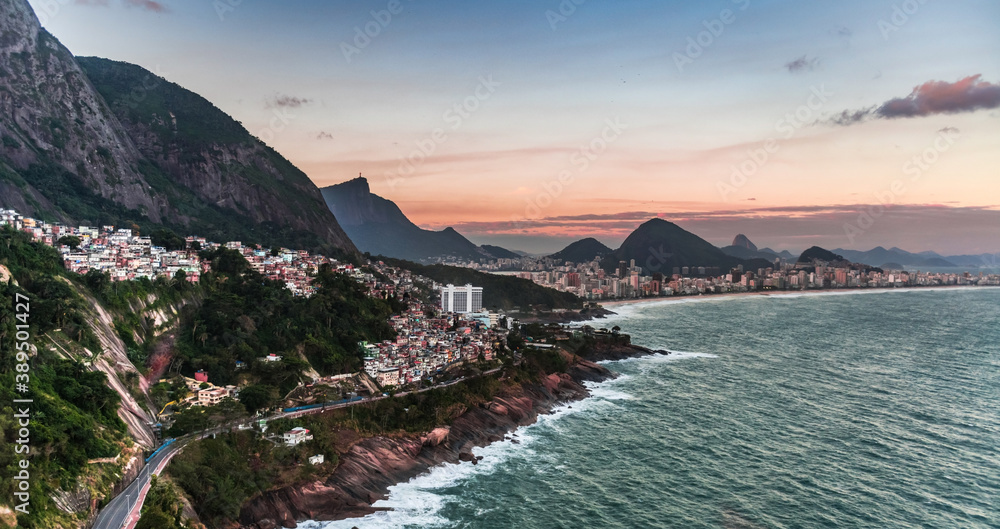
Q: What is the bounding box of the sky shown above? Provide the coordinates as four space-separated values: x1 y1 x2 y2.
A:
28 0 1000 255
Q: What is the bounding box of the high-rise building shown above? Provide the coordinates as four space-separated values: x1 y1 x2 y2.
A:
440 284 483 313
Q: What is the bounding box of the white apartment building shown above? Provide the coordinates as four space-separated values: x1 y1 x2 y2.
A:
440 283 483 314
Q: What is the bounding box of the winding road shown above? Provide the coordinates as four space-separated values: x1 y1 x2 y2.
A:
92 367 504 528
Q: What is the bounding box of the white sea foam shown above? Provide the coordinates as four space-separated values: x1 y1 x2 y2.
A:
598 350 718 366
301 376 632 529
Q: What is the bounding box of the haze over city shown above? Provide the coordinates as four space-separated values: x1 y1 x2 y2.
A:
31 0 1000 254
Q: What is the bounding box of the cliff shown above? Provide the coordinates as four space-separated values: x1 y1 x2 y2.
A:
0 0 357 254
238 358 613 528
321 177 509 262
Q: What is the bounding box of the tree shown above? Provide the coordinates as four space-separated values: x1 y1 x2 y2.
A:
57 235 81 249
238 384 277 414
167 407 210 436
151 228 185 251
207 398 246 423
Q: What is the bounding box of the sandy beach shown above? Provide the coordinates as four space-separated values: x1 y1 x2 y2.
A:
597 285 998 311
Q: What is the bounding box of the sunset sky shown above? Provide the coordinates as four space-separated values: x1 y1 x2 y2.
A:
30 0 1000 254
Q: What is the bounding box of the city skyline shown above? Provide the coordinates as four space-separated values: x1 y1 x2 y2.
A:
30 0 1000 254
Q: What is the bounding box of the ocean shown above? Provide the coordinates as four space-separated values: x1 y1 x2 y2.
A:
304 288 1000 529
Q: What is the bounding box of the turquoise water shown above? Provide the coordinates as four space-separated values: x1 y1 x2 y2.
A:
308 288 1000 529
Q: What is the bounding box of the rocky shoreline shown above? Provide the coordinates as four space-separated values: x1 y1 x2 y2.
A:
238 345 663 529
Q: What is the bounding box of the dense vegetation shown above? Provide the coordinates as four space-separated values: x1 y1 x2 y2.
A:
0 227 130 528
135 476 186 529
315 374 505 434
172 248 402 396
169 371 517 527
377 257 583 311
169 430 334 527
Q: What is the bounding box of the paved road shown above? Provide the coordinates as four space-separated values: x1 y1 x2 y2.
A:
93 367 505 528
91 439 185 529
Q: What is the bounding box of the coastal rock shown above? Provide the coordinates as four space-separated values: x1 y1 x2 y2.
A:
238 358 617 528
422 427 450 447
580 341 668 363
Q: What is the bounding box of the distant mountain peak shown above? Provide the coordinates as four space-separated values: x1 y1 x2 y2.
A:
339 175 371 194
603 218 773 274
796 246 847 264
321 180 513 262
548 237 613 263
732 234 758 252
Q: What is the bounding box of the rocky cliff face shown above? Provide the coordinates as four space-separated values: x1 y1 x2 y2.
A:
239 359 613 529
0 0 158 218
78 57 356 253
0 0 356 254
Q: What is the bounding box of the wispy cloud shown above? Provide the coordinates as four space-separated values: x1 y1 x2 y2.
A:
125 0 166 12
75 0 167 13
828 75 1000 125
833 26 852 38
266 94 313 108
784 55 818 73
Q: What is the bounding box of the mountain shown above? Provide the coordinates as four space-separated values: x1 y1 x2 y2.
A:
937 253 997 268
322 177 501 263
548 237 613 263
831 247 956 268
603 219 772 274
797 246 848 264
731 234 757 251
480 244 521 259
0 1 355 254
720 234 793 261
759 247 797 260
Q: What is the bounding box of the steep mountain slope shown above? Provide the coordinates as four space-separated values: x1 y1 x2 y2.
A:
77 58 355 253
0 226 191 528
548 237 613 263
322 177 505 263
480 244 521 259
603 219 772 274
0 0 155 221
0 0 356 254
